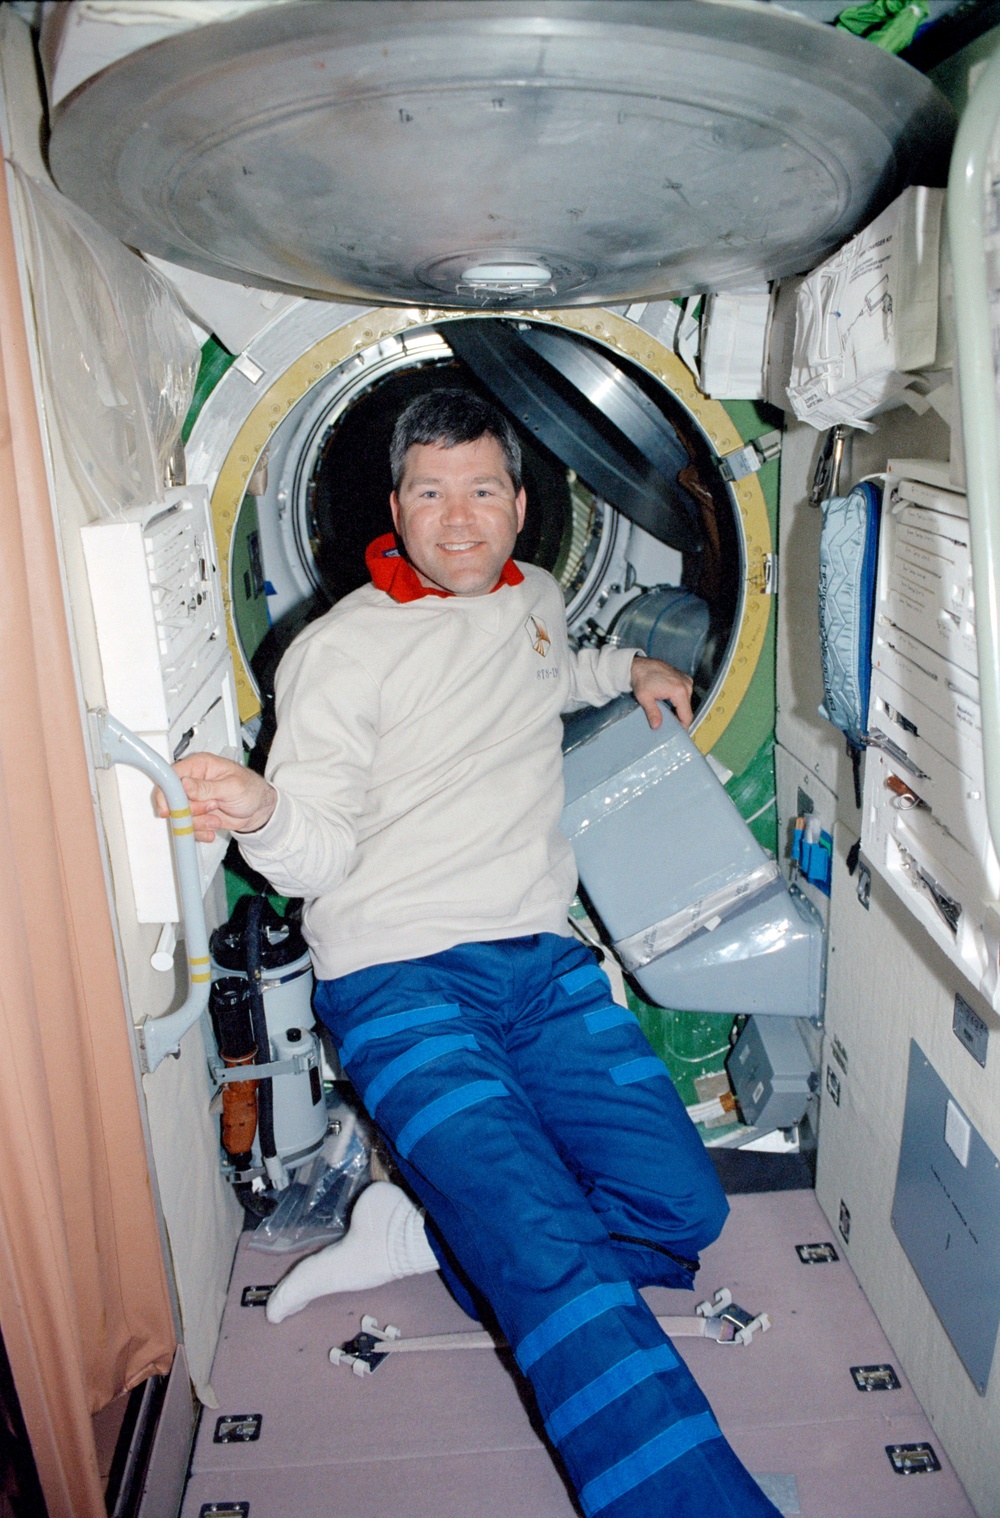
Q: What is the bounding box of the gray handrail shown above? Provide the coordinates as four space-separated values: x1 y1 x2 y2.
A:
948 45 1000 862
89 708 211 1073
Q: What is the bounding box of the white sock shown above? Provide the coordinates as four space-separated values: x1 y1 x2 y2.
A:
265 1180 439 1324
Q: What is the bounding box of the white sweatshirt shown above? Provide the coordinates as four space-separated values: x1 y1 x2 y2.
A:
238 564 638 979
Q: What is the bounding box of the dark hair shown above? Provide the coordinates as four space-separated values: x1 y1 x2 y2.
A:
390 388 522 492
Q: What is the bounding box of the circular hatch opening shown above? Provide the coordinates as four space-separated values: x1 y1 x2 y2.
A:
238 319 743 734
201 307 771 755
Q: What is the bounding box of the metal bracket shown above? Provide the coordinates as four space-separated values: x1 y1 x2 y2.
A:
213 1415 262 1444
241 1285 274 1308
809 423 849 506
886 1442 940 1475
718 429 782 483
796 1242 839 1263
208 1052 316 1085
852 1363 900 1392
855 858 872 911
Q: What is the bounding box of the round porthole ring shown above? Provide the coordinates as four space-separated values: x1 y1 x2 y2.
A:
205 305 773 756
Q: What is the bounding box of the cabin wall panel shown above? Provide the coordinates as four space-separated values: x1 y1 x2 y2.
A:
818 825 1000 1518
778 358 993 1509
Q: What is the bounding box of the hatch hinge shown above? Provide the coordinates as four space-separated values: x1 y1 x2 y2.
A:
719 429 782 483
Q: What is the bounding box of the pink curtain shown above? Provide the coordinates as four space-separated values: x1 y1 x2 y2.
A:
0 161 175 1517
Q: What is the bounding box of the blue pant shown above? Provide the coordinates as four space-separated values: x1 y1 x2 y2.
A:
315 934 780 1518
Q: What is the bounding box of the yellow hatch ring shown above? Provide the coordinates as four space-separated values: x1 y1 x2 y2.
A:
210 306 772 755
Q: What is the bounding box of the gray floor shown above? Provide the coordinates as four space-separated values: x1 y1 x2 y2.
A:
182 1190 975 1518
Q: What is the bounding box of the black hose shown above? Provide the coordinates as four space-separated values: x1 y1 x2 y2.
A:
245 895 278 1165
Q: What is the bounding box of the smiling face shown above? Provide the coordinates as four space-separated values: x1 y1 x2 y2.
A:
390 434 527 597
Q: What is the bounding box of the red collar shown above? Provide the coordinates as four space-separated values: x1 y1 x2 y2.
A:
365 533 524 603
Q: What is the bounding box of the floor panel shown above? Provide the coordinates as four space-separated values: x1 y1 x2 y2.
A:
183 1190 975 1518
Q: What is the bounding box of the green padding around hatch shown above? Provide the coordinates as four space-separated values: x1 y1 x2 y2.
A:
726 737 778 856
223 845 290 921
229 491 271 671
708 398 779 780
182 336 235 444
709 605 775 780
835 0 928 54
626 991 735 1110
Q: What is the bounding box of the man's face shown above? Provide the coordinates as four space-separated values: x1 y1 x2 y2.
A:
390 434 526 597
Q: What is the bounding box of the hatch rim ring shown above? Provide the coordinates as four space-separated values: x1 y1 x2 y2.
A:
208 305 772 755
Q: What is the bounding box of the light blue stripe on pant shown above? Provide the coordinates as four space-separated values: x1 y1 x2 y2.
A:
339 1002 459 1064
362 1033 480 1116
546 1343 679 1443
395 1078 508 1159
516 1282 635 1371
580 1410 724 1515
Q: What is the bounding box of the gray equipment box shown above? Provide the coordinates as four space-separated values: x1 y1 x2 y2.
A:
562 697 824 1017
725 1017 815 1132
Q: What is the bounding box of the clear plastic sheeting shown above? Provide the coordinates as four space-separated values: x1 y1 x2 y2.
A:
247 1099 370 1255
562 741 695 840
74 1 282 20
14 169 199 519
615 859 781 970
631 883 825 1018
42 1 302 108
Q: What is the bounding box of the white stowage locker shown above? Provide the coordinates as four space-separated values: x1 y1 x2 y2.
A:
863 457 1000 1007
81 485 240 921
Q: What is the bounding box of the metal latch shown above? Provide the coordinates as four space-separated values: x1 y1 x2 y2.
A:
886 1442 940 1475
213 1415 262 1444
809 423 849 506
852 1363 900 1392
796 1242 839 1263
241 1285 274 1308
719 429 782 482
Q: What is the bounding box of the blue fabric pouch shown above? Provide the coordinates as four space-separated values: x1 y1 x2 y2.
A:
818 480 882 751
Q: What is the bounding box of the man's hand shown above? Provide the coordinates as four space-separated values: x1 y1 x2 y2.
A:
630 655 694 731
154 752 278 843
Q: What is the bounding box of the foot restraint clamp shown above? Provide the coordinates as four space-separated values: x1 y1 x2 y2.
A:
330 1289 770 1376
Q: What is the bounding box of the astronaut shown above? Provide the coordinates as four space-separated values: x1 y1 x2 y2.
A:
168 390 780 1518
